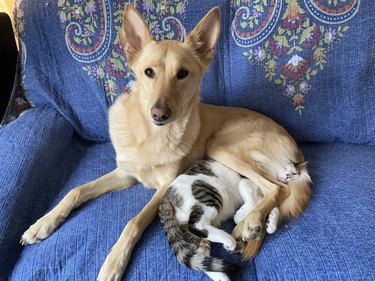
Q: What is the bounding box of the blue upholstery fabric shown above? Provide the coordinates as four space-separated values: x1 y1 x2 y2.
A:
1 108 255 281
1 0 375 280
225 1 375 144
255 143 375 280
2 130 374 280
15 0 375 143
0 106 74 278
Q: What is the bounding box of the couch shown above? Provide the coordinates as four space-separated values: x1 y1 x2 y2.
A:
1 0 374 280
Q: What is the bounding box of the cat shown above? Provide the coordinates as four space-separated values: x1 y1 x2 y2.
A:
159 159 282 281
277 161 307 183
249 150 307 184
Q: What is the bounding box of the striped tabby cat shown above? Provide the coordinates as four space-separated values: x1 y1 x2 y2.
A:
159 160 280 281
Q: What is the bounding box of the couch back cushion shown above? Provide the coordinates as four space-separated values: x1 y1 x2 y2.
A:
17 0 374 143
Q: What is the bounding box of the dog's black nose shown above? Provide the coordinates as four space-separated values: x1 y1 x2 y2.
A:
151 106 171 125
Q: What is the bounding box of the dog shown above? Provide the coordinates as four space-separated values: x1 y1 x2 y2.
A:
20 4 311 280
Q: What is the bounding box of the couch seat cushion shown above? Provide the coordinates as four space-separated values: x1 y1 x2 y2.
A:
254 143 375 280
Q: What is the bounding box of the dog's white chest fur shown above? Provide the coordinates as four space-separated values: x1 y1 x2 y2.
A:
108 94 201 189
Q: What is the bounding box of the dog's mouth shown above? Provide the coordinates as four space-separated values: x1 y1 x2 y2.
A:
153 120 170 126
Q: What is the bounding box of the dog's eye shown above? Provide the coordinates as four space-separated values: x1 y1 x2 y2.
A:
144 68 155 78
177 69 189 80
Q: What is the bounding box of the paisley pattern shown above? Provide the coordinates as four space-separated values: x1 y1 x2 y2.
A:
231 0 283 47
136 0 188 41
13 0 26 37
232 0 360 114
58 0 112 63
305 0 360 24
58 0 187 103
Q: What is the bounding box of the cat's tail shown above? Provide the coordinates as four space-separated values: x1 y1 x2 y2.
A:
159 197 239 274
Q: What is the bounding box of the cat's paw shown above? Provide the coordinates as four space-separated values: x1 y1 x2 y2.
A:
265 207 279 234
232 239 245 254
205 272 231 281
223 236 237 251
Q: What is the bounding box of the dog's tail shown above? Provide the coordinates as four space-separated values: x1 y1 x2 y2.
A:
241 163 311 260
242 231 266 260
159 196 239 274
279 162 311 219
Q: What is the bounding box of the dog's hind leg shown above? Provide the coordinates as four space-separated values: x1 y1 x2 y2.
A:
207 149 290 241
20 169 136 245
97 185 168 281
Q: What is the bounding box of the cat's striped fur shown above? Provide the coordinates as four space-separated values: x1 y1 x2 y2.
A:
159 160 279 281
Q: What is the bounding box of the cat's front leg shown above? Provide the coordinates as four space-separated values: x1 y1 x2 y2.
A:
234 203 253 224
234 178 260 224
196 224 237 251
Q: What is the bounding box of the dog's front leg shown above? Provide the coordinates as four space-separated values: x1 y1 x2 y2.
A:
21 169 136 245
97 185 168 281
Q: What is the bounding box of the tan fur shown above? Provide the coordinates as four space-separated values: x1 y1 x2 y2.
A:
21 5 311 280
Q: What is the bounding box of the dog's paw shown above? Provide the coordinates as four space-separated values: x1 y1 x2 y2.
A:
97 269 122 281
241 211 263 241
223 236 237 252
20 217 58 245
231 221 243 240
97 248 126 281
266 207 279 234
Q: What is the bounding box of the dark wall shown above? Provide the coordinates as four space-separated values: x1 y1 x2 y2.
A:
0 13 18 120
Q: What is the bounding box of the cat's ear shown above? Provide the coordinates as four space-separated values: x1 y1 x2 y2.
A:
295 161 309 168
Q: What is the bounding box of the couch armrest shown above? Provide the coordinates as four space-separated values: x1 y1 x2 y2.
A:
0 106 74 279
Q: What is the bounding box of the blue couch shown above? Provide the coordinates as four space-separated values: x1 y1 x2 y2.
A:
1 0 374 280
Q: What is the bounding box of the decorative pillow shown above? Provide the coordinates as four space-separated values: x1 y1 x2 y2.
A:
15 0 375 143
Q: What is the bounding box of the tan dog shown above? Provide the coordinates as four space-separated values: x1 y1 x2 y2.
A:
21 5 311 280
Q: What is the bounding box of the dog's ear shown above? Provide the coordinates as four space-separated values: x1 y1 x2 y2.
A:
186 7 220 70
120 4 153 66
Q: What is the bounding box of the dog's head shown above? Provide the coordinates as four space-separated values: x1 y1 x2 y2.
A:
120 4 220 126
